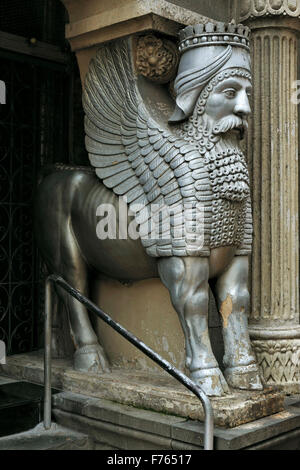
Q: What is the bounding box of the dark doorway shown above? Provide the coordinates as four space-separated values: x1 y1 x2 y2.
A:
0 0 85 354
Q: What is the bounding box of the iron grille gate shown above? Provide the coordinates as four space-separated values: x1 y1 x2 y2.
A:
0 0 66 45
0 53 72 355
0 0 83 358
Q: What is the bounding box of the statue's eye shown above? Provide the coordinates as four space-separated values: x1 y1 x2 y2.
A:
224 89 236 99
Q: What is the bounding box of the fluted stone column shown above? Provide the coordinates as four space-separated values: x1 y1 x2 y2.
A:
238 0 300 393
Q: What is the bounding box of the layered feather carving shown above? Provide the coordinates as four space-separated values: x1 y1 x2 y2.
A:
83 39 208 257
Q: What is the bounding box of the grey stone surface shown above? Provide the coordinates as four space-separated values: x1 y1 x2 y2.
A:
53 409 173 450
54 392 185 439
247 429 300 450
168 0 231 21
285 395 300 408
0 376 18 385
0 373 296 449
0 353 285 428
171 407 300 450
0 422 93 450
52 390 300 450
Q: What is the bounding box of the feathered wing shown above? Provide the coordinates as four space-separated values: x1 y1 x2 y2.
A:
83 39 208 257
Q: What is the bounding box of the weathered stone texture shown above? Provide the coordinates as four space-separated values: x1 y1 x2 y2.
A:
0 353 285 428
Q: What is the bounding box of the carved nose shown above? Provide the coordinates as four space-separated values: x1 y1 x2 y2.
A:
234 92 251 118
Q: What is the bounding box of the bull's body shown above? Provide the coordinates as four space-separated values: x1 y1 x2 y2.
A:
36 166 239 283
35 165 260 397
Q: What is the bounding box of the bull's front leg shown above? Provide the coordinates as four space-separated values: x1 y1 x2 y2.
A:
211 256 263 391
158 256 230 397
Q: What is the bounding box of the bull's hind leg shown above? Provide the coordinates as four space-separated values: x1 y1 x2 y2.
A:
36 171 110 374
158 256 229 397
210 256 263 390
60 265 110 373
47 225 110 374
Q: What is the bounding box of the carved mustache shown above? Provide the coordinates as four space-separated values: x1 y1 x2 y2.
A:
213 116 248 139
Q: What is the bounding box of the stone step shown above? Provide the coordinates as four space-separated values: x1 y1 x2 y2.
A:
0 353 285 428
0 376 92 449
0 379 59 437
0 422 93 450
52 390 300 450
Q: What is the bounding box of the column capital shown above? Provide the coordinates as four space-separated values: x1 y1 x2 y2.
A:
239 0 300 20
237 0 300 30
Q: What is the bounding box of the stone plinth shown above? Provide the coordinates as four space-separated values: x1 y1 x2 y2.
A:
52 391 300 450
0 352 284 429
0 423 92 450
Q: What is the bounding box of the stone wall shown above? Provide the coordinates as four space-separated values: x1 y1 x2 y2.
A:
168 0 232 21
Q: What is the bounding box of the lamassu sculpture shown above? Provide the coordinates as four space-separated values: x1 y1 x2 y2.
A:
35 22 263 396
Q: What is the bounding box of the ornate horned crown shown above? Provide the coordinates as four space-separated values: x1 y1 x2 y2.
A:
178 23 250 54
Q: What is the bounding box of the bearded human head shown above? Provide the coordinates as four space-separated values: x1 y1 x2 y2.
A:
169 22 252 139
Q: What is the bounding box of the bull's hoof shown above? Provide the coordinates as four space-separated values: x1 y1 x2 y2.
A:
191 367 230 397
74 344 111 374
225 363 263 391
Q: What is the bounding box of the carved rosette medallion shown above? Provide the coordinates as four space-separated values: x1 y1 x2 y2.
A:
240 0 300 20
136 34 179 84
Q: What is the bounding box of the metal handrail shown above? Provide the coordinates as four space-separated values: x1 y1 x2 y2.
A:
44 274 214 450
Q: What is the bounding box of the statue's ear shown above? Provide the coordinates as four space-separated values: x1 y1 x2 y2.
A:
168 104 186 124
168 88 201 124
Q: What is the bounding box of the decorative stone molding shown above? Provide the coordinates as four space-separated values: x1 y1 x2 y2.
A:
62 0 215 52
252 339 300 393
250 326 300 340
135 35 178 84
240 0 300 20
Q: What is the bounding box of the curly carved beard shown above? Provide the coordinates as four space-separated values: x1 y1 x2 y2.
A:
179 111 248 146
213 115 248 140
178 111 251 202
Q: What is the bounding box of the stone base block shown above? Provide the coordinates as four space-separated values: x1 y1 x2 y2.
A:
0 422 93 450
53 391 300 450
0 352 285 428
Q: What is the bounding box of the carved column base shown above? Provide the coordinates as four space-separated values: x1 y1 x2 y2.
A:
251 333 300 393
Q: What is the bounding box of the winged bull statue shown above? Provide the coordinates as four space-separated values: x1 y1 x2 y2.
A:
35 22 263 396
